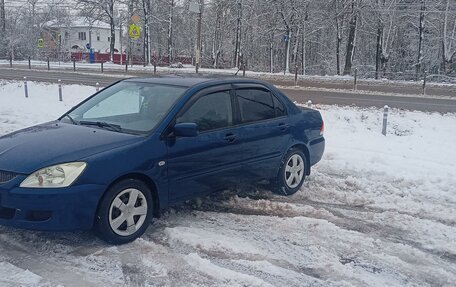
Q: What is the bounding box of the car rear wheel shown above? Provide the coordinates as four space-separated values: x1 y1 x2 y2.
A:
272 148 306 196
94 179 153 244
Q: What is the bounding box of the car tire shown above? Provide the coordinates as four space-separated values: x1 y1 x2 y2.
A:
272 148 307 196
94 179 154 244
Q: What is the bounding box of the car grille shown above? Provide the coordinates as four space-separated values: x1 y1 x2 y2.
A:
0 170 18 183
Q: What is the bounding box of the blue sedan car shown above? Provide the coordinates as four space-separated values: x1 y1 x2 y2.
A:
0 77 324 244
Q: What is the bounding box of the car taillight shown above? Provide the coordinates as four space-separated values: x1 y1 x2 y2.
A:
320 121 324 136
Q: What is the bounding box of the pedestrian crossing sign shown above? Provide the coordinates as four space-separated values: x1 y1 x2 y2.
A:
37 38 44 48
129 24 141 40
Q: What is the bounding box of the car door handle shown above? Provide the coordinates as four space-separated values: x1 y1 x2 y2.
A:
224 133 237 143
278 123 290 131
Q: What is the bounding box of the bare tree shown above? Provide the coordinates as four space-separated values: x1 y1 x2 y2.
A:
1 0 5 32
78 0 117 62
233 0 242 68
374 0 398 78
343 0 361 75
416 0 426 79
1 0 456 79
142 0 151 65
442 0 456 74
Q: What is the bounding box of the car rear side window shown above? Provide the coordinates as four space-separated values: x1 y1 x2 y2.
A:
237 89 276 123
176 91 233 132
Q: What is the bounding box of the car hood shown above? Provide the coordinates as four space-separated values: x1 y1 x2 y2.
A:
0 121 144 174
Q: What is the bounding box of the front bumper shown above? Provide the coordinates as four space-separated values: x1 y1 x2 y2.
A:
0 177 106 231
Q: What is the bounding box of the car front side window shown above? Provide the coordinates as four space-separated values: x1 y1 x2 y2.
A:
176 91 233 132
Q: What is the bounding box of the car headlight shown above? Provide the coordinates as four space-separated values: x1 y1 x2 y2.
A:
20 162 87 188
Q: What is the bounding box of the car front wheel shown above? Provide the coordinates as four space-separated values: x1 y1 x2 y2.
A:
94 179 153 244
272 148 307 196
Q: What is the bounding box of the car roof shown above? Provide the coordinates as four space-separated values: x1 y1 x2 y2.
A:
124 75 271 88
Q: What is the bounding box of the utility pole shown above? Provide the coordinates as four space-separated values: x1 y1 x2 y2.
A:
195 0 203 73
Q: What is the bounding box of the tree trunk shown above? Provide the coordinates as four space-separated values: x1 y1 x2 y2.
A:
109 18 115 62
334 0 342 76
270 32 274 73
285 29 291 73
441 0 456 75
167 0 174 62
143 0 150 65
212 6 222 69
336 34 341 75
343 0 359 75
195 0 203 71
0 0 5 32
375 25 383 79
292 26 300 70
234 0 242 68
416 0 425 80
302 23 306 75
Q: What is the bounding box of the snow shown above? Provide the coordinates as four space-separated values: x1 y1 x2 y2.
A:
0 262 43 286
0 81 455 286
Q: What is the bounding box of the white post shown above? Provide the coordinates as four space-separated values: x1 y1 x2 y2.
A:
382 105 389 136
58 79 62 102
307 100 312 108
24 76 28 98
96 82 100 92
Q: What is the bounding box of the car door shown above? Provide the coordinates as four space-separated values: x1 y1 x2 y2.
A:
165 85 243 202
234 85 291 181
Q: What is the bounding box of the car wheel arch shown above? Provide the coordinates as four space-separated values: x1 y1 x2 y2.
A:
95 173 160 223
288 144 311 176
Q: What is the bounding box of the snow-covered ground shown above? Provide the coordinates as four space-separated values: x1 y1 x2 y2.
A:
0 81 455 287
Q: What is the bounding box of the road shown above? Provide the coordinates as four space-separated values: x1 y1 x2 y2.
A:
1 67 455 113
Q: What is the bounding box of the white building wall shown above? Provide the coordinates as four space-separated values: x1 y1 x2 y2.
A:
61 27 120 53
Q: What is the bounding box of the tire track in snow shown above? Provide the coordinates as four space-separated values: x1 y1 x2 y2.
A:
0 233 99 287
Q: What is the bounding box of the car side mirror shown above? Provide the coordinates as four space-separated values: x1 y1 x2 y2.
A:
173 123 198 137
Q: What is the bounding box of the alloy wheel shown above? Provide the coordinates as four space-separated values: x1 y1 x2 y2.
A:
284 154 305 189
108 188 148 236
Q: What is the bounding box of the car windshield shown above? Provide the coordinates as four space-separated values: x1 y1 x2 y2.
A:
62 81 187 134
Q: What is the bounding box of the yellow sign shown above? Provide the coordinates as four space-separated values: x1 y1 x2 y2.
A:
37 38 44 48
129 24 141 39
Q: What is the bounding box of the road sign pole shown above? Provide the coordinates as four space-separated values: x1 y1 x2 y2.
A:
382 105 389 136
294 64 298 87
28 57 31 69
243 60 246 77
422 71 427 95
58 79 62 102
353 68 358 91
24 77 28 98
